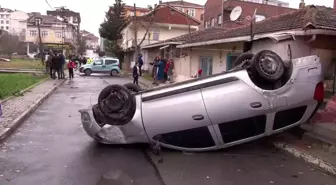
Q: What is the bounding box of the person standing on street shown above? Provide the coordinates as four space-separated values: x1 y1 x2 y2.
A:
51 53 60 79
67 59 76 79
137 53 143 76
133 62 139 85
60 53 66 79
46 54 53 78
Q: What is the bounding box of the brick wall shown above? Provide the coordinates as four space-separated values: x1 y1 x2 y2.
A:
204 0 296 29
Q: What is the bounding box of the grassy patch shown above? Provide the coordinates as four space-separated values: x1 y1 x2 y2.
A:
0 73 47 100
142 73 153 81
0 59 44 69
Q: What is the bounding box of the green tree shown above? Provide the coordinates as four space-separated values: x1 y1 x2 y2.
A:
99 0 126 41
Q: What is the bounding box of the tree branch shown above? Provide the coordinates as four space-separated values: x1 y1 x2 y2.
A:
137 10 155 47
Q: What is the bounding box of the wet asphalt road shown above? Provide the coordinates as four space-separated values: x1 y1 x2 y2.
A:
0 74 336 185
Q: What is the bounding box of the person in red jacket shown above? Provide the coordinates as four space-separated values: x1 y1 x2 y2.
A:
67 59 76 79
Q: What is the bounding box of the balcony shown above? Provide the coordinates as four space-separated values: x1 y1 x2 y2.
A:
121 39 159 50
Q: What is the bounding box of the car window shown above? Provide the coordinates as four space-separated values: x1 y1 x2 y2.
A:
94 60 103 65
105 59 118 65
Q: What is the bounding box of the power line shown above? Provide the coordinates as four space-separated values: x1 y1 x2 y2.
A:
45 0 55 10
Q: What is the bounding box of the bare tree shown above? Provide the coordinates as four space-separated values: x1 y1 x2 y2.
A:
0 33 20 59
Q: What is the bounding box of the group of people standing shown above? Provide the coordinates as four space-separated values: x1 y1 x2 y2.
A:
45 52 67 80
45 53 88 80
132 54 174 86
150 56 174 85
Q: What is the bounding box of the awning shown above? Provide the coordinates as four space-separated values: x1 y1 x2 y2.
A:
159 45 170 50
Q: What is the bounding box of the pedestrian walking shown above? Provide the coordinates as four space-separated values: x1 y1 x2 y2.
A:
67 59 76 79
137 53 143 76
150 56 160 85
133 62 139 85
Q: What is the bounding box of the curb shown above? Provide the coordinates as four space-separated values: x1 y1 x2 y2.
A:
1 77 49 104
272 141 336 176
0 79 66 142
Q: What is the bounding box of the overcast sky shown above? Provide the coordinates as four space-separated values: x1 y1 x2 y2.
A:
1 0 334 38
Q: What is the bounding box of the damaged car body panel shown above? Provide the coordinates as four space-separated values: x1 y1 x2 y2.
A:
79 53 323 152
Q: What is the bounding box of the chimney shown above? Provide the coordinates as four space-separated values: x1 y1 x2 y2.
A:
159 0 162 4
299 0 305 9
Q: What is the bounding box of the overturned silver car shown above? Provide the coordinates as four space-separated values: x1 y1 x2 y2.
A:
79 50 324 152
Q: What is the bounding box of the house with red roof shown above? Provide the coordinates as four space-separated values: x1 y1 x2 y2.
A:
119 4 201 70
141 5 336 83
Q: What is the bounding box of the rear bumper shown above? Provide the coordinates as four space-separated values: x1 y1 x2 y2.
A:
79 107 149 144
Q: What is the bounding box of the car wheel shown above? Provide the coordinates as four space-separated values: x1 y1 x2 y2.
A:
98 84 136 125
123 83 142 93
84 69 92 76
251 50 285 82
110 70 118 76
233 53 254 68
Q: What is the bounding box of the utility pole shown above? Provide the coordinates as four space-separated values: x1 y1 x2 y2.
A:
35 17 44 66
181 0 192 41
133 3 138 64
250 9 257 48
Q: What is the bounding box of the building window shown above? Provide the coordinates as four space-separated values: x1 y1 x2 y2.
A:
5 26 8 30
255 15 266 22
188 9 195 17
55 32 62 38
0 20 3 24
6 15 9 18
0 26 3 30
6 20 9 24
200 13 204 21
29 30 37 36
211 18 215 26
0 15 3 18
218 14 222 25
129 11 135 16
41 31 48 37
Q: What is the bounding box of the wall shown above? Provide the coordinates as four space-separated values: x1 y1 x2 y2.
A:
26 26 73 44
251 38 311 61
251 37 336 78
9 11 28 35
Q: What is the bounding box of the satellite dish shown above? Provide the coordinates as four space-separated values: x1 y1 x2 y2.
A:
230 6 242 21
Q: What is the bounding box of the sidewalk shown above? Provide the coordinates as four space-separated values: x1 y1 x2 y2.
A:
0 78 65 141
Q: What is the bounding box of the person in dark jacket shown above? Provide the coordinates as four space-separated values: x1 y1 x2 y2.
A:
51 53 62 79
137 54 143 76
132 62 139 85
150 56 160 85
60 53 66 79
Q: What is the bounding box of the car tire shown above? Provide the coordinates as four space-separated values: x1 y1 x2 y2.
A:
251 50 285 82
233 53 254 68
98 84 136 125
110 70 118 76
123 83 142 93
84 69 92 76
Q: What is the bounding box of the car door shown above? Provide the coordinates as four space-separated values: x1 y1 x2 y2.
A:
92 59 104 72
103 59 118 73
141 85 220 151
200 76 271 147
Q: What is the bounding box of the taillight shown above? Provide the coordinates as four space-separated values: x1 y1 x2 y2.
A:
313 82 324 101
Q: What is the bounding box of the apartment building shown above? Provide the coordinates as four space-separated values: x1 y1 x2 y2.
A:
0 7 12 32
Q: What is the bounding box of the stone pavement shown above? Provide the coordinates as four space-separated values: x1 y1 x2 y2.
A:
0 79 64 137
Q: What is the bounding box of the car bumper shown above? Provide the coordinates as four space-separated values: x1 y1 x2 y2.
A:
79 106 149 144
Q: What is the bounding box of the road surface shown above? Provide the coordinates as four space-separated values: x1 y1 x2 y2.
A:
0 74 335 185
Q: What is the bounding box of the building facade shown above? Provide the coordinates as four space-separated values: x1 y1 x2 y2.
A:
0 7 12 32
204 0 295 29
26 13 77 55
80 30 99 49
122 5 150 17
160 0 204 23
9 10 29 41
